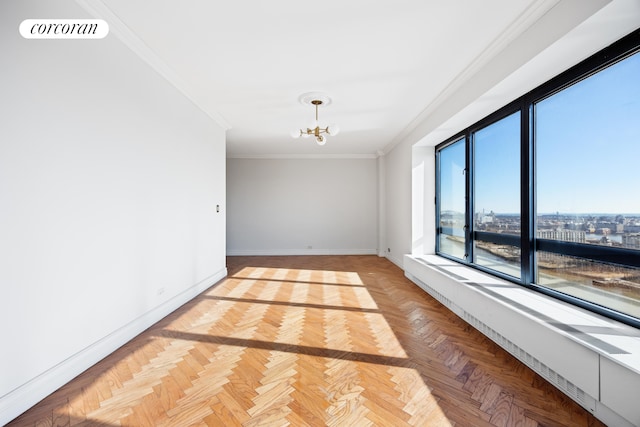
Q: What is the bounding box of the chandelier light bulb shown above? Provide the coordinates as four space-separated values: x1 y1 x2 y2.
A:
327 124 340 136
316 135 327 146
290 129 301 138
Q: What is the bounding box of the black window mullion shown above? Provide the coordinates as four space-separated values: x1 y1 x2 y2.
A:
522 103 534 284
434 148 441 254
474 231 519 247
537 239 640 268
465 132 472 263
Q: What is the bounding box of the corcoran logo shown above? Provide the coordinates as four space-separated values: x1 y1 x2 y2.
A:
20 19 109 39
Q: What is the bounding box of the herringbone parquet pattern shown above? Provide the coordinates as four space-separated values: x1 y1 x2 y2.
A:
9 256 607 426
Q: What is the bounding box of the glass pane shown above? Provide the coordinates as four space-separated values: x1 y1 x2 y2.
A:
535 52 640 251
474 241 521 277
537 252 640 320
534 51 640 320
473 112 521 277
438 138 466 259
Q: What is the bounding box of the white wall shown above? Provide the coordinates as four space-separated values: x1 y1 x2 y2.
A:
412 146 436 256
382 143 412 267
0 1 227 423
227 157 377 255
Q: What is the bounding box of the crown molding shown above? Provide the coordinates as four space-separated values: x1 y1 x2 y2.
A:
74 0 231 131
380 0 563 155
226 153 378 160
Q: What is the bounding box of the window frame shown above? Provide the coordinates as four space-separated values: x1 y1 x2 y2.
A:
434 28 640 328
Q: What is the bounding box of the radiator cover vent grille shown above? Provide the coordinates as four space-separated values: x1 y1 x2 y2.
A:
409 274 591 408
464 309 588 405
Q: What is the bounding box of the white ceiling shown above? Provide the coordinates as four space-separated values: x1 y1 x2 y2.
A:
74 0 631 157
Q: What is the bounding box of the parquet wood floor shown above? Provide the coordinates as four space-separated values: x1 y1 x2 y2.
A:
9 256 607 426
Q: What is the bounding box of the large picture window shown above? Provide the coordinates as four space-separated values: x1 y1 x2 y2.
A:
435 30 640 327
534 48 640 320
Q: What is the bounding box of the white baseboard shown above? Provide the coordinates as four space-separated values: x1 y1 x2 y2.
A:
0 267 227 426
226 248 378 256
385 253 404 269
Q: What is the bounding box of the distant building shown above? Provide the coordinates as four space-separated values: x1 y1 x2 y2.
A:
480 215 493 224
622 233 640 249
537 229 586 243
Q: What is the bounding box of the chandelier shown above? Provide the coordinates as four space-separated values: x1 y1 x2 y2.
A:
291 93 339 145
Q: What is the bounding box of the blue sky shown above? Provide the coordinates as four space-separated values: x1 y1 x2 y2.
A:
440 51 639 216
474 112 520 215
439 138 465 214
536 52 639 215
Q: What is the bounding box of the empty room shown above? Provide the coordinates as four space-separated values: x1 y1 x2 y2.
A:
2 1 639 426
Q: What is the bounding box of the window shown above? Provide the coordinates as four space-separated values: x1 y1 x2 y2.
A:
437 138 466 260
533 48 640 318
435 30 640 327
472 112 521 278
